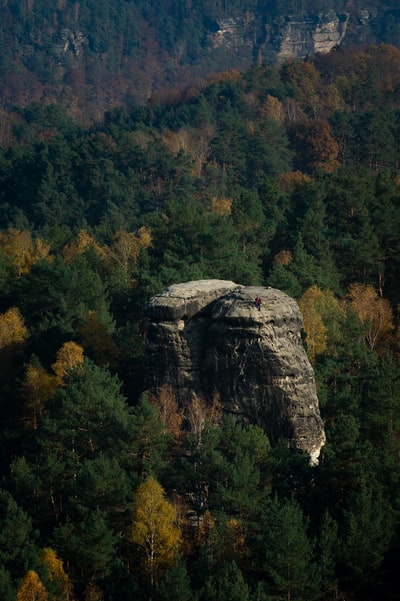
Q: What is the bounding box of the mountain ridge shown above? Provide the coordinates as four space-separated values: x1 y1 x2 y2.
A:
1 1 399 120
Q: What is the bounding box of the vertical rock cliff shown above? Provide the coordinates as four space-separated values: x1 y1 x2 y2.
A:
145 280 325 464
272 11 349 62
207 10 350 66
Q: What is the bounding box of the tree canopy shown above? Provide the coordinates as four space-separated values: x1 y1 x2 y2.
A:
1 41 400 601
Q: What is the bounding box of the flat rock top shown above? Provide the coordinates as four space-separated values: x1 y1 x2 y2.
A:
147 280 301 324
147 279 241 321
159 279 240 298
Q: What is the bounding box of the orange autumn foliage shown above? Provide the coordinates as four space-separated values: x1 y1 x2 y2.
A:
348 283 394 352
150 384 184 441
17 570 49 601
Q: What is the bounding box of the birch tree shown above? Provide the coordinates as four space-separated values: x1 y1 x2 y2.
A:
130 476 182 589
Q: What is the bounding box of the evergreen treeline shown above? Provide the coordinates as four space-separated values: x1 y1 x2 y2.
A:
1 44 400 600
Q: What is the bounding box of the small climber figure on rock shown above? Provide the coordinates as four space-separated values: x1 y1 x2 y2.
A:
255 296 261 311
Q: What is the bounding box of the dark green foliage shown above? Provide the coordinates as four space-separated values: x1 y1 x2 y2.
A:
0 565 14 601
171 416 271 527
0 39 400 601
146 196 262 287
231 190 267 260
202 560 251 601
10 359 138 585
245 118 293 186
336 482 396 601
261 496 318 601
315 511 339 599
323 169 384 286
208 418 272 519
157 559 195 601
267 262 303 298
211 107 248 184
101 560 142 601
0 488 38 577
53 508 118 581
292 185 340 291
9 254 112 365
131 393 170 479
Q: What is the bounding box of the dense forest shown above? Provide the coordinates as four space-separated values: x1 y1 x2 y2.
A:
1 42 400 600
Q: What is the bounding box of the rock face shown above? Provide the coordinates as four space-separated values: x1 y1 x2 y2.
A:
145 280 325 464
272 11 349 63
204 7 400 68
206 10 350 66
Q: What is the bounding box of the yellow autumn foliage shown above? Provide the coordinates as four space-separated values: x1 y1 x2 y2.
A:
0 306 28 383
23 363 57 429
41 547 73 601
300 288 327 364
299 286 344 363
260 94 285 124
52 341 84 384
211 196 233 215
0 228 50 276
0 307 27 349
130 476 182 586
62 229 105 262
105 227 152 286
348 283 394 351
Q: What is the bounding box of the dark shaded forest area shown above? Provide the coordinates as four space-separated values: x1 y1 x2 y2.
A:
1 42 400 600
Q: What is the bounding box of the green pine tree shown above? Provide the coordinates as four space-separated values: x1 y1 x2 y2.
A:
262 496 318 601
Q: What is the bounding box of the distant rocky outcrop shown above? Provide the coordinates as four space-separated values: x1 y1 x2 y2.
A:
145 280 326 464
208 10 350 65
54 29 87 57
270 11 349 63
206 8 400 66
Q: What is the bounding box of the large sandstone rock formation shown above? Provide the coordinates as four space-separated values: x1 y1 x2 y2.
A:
145 280 325 464
272 11 349 63
207 10 349 65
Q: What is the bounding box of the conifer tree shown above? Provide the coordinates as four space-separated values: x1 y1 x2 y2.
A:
203 560 251 601
262 496 318 601
0 565 14 601
0 488 37 582
158 558 194 601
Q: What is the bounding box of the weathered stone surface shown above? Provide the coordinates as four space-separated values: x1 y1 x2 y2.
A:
146 279 240 322
145 280 325 463
272 11 349 63
206 10 350 66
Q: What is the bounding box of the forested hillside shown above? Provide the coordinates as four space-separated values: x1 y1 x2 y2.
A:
1 0 400 120
1 43 400 600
